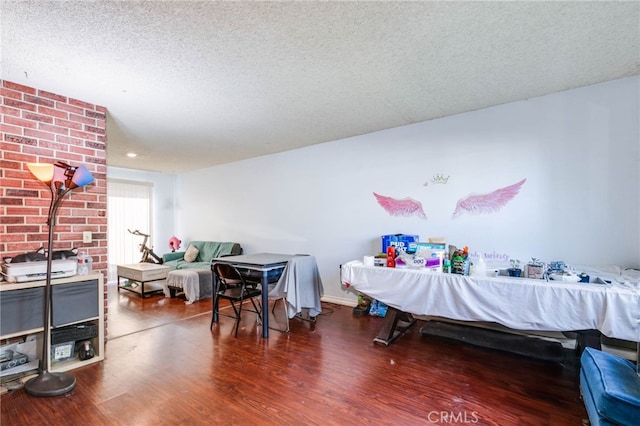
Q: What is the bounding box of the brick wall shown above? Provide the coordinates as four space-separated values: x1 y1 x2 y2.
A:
1 80 109 332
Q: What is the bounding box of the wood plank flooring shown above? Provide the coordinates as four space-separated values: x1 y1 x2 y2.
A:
1 283 589 425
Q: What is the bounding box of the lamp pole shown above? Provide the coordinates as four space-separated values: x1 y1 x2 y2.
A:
24 162 94 397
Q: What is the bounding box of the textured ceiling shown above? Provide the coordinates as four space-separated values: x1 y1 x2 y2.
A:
2 1 639 173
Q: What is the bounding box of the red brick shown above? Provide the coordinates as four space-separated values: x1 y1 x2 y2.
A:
2 81 36 94
85 110 106 120
56 135 84 146
0 159 23 170
0 124 24 135
4 134 38 145
55 102 84 115
0 87 23 100
69 113 95 125
55 118 83 130
23 129 55 141
0 178 23 188
86 157 106 165
26 216 48 224
24 94 55 107
5 116 38 129
26 234 49 242
0 216 25 224
7 225 41 233
0 198 23 206
38 106 68 119
5 188 39 197
68 98 94 109
70 146 97 157
38 140 69 152
57 151 84 163
87 141 106 150
38 122 69 135
3 151 38 163
69 129 96 140
4 98 37 111
1 105 21 116
68 208 98 217
22 111 54 123
85 125 106 135
37 90 66 102
22 145 55 158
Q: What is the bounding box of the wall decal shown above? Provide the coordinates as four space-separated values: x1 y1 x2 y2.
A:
373 192 427 220
430 173 450 184
451 178 526 219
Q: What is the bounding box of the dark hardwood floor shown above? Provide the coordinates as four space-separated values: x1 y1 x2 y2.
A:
1 283 589 425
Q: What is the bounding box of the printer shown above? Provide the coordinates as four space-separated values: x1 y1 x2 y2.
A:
1 259 77 283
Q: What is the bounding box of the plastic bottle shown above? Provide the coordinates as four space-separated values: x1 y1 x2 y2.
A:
77 252 87 275
474 257 487 277
444 259 451 273
85 253 93 274
77 252 92 275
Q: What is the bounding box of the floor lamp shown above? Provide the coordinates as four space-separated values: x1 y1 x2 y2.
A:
24 161 94 397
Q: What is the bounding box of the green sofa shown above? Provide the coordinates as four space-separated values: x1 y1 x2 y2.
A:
162 241 242 270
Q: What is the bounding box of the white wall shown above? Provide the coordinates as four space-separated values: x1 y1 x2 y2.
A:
106 167 177 259
172 77 638 305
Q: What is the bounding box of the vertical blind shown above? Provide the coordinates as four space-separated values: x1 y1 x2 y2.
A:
106 179 153 283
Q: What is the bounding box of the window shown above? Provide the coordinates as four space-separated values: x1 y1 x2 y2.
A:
106 179 153 283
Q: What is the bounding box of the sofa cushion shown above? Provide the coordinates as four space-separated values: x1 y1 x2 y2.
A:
162 251 184 263
184 245 199 262
161 241 242 270
580 347 640 426
189 241 241 263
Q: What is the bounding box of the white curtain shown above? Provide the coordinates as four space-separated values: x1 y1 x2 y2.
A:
107 179 153 283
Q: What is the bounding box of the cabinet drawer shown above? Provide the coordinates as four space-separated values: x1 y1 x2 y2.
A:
0 287 45 336
52 279 99 326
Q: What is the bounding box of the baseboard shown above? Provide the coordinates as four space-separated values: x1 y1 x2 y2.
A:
321 295 357 307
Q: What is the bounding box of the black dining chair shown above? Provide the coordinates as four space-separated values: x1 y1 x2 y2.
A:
210 263 262 337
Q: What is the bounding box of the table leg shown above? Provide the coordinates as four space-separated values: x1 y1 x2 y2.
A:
211 272 219 324
373 306 416 346
262 269 269 338
576 329 602 355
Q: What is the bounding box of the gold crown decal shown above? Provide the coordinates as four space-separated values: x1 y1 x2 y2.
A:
431 173 450 184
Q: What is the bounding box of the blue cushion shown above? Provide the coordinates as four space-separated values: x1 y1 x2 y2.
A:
580 347 640 426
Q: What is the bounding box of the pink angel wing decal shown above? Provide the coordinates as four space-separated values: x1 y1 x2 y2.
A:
452 179 526 219
373 192 427 220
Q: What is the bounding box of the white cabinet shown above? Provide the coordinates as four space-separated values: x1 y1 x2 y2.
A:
0 273 104 372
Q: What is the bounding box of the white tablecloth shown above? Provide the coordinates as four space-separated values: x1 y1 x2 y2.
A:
341 261 640 341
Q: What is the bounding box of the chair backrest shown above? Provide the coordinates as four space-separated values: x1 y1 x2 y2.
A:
212 263 244 292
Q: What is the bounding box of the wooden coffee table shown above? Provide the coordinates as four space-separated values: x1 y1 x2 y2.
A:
117 263 171 298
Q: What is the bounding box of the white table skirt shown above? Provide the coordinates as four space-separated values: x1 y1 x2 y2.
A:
341 261 640 341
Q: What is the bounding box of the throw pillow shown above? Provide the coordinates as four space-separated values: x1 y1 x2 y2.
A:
184 244 199 263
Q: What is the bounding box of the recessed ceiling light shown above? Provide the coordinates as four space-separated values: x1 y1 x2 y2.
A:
126 152 138 158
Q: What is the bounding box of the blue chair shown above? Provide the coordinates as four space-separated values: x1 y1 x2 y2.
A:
580 347 640 426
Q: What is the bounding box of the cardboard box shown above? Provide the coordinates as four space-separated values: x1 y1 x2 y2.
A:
525 264 544 279
414 242 446 259
381 234 419 253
